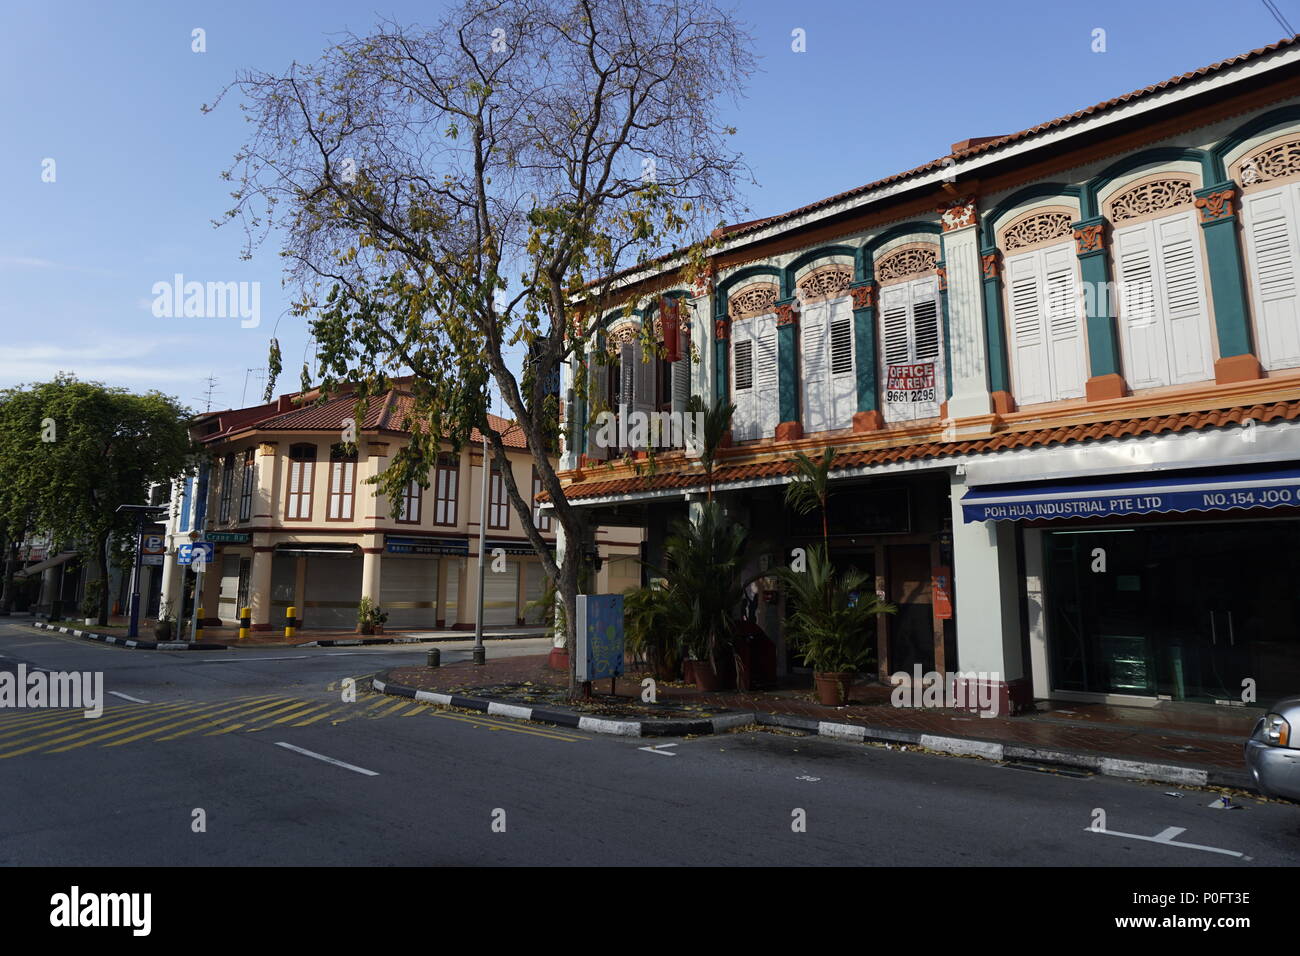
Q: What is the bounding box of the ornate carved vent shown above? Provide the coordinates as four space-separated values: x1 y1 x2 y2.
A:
604 322 640 354
1002 211 1073 250
1241 140 1300 186
796 266 852 302
874 245 938 283
728 283 779 319
1107 178 1194 221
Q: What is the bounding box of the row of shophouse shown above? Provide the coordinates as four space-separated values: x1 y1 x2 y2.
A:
149 388 640 633
549 37 1300 715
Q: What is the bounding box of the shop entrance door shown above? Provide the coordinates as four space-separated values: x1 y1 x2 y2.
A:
1046 520 1300 702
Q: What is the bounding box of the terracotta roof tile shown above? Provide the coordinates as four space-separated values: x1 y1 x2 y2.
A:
555 399 1300 502
201 388 529 450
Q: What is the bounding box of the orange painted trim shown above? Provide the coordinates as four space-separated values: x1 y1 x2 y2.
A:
1085 373 1127 402
1215 353 1263 384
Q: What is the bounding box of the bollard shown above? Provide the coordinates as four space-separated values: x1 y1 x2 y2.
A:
427 647 441 668
285 605 298 640
195 605 203 643
238 606 251 641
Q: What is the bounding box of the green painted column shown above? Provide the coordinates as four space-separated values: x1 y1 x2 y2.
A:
1072 216 1122 378
713 318 728 404
775 298 799 423
976 249 1008 395
850 282 878 413
1194 182 1254 358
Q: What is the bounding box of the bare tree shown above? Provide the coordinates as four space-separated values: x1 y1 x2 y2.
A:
211 0 755 693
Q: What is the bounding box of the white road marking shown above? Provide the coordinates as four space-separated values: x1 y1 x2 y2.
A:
638 743 678 756
108 691 149 704
275 742 379 776
796 775 821 782
1085 825 1244 858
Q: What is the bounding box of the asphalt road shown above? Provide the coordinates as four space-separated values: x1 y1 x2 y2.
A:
1 618 1298 867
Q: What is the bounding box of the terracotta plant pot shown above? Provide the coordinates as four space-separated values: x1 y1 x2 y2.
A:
154 622 173 641
359 623 375 636
682 659 696 684
692 659 721 691
813 671 856 706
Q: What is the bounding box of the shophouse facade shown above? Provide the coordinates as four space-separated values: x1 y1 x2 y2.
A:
158 381 641 632
551 38 1300 715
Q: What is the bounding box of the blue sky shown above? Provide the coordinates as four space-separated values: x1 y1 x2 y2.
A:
1 0 1295 413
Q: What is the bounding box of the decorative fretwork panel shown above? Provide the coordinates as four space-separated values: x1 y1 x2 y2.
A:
728 283 779 319
1106 178 1195 222
604 322 640 354
796 266 852 302
874 245 939 283
1240 140 1300 186
1002 211 1074 250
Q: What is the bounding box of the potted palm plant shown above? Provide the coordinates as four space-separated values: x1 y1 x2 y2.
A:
79 580 102 626
357 596 388 635
660 501 748 690
623 583 681 680
154 601 175 641
776 544 895 706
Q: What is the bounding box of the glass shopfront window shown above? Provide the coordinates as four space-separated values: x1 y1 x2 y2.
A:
1044 519 1300 702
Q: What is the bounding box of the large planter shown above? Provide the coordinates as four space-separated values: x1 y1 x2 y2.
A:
813 671 856 706
691 656 736 692
359 623 375 635
154 621 174 641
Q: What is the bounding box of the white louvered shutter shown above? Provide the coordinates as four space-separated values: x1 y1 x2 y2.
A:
1245 185 1300 370
328 462 342 518
910 278 942 419
1044 243 1086 400
801 302 828 434
586 356 610 459
1115 223 1168 389
754 314 779 438
731 332 756 441
1006 250 1049 406
670 326 690 414
1156 213 1210 384
828 297 855 429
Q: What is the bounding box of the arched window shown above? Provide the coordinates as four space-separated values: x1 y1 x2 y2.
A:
874 244 943 423
1234 133 1300 370
285 443 317 521
1105 175 1212 388
728 282 779 441
796 265 854 434
999 208 1086 405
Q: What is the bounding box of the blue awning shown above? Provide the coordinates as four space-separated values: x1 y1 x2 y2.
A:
961 465 1300 523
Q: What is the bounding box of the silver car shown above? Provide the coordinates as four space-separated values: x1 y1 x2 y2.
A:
1245 698 1300 801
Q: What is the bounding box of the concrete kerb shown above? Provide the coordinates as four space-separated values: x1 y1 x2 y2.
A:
371 671 1255 790
29 620 228 651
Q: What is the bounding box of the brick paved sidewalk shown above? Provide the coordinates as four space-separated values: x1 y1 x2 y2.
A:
386 653 1260 774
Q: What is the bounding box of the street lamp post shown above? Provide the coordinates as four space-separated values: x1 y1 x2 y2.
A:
115 504 166 639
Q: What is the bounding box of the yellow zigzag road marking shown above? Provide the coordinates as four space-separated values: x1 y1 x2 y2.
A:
0 703 197 758
45 701 230 753
155 697 299 741
432 710 585 742
105 696 282 747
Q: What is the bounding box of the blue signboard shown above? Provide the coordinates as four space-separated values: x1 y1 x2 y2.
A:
575 594 625 682
962 467 1300 523
177 542 215 566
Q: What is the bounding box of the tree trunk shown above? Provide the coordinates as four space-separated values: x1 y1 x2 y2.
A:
0 536 16 615
560 546 581 698
95 533 111 627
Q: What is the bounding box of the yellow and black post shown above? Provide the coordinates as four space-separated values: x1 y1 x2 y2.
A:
238 606 251 641
285 606 298 640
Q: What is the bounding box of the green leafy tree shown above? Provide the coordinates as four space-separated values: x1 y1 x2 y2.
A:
0 387 46 613
213 0 755 693
5 377 193 625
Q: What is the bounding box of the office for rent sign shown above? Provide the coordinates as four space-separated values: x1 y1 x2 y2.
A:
884 361 936 405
